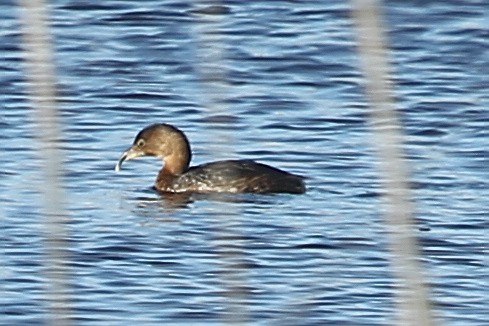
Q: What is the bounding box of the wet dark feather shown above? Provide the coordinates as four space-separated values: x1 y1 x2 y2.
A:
177 160 305 194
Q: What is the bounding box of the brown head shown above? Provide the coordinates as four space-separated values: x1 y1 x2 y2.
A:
115 123 192 175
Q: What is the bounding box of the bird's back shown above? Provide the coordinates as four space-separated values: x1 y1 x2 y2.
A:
174 160 305 194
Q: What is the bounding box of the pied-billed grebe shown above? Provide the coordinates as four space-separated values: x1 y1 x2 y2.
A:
115 123 306 194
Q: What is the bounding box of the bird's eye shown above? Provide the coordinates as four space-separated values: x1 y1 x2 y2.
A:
136 139 145 147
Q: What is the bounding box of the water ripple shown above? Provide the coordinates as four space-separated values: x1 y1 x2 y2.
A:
1 1 487 325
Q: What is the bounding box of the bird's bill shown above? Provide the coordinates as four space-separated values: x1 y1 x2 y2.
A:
115 146 144 172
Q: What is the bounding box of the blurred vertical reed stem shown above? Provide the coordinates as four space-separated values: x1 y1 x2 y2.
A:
193 1 248 324
18 0 71 325
351 1 434 325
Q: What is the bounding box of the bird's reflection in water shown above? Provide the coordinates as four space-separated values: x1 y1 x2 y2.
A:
131 187 279 214
133 192 193 212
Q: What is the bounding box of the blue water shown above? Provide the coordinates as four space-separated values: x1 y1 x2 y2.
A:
1 1 488 325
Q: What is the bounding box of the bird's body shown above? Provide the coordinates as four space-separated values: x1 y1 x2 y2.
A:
116 123 305 194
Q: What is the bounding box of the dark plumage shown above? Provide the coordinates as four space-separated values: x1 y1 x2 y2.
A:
116 123 305 194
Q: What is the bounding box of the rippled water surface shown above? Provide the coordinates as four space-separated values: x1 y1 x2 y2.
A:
1 1 488 325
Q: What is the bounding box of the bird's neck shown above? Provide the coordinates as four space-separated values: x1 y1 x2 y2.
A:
161 152 189 176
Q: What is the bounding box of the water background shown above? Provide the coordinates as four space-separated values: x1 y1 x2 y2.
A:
1 1 488 325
